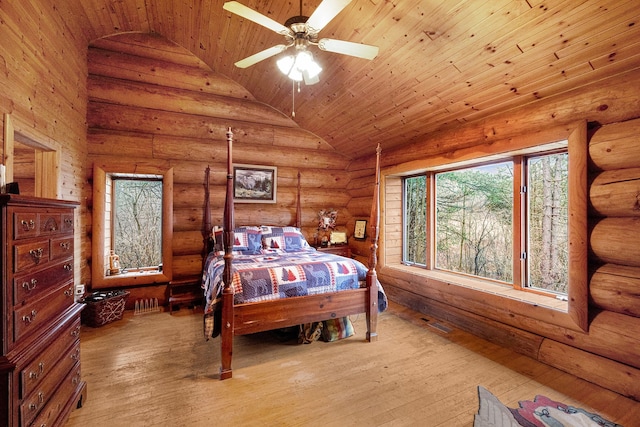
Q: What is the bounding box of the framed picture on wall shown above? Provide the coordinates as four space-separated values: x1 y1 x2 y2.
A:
233 164 277 203
354 219 367 240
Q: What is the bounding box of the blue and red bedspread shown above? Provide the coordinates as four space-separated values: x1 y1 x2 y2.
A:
202 248 386 312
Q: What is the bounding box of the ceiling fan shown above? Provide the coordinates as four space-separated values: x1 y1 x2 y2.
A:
223 0 379 85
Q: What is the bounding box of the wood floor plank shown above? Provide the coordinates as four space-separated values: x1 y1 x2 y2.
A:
65 302 639 426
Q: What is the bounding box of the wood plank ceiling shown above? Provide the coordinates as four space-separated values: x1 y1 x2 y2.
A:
67 0 640 159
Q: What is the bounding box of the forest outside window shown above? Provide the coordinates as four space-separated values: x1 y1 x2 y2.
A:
404 148 568 297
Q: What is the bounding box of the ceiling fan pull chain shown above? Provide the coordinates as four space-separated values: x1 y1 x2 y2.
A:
292 79 296 118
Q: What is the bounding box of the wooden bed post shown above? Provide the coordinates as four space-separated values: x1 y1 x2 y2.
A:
295 171 301 228
366 143 381 342
220 127 235 379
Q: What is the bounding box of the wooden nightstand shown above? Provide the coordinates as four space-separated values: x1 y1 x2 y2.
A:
168 276 203 314
315 245 352 258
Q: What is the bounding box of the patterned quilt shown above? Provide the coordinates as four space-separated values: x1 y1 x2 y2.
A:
202 248 387 338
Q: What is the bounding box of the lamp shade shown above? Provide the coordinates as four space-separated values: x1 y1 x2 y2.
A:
277 50 322 85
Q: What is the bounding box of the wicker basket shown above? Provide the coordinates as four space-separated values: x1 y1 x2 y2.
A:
82 290 130 327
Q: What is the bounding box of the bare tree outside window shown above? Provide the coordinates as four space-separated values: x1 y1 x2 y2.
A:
527 153 568 293
112 178 163 270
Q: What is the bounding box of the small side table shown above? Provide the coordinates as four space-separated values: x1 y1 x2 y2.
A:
168 276 203 314
315 245 352 258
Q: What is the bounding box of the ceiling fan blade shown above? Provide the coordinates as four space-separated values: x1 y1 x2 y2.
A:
306 0 352 33
234 44 288 68
318 38 379 60
223 1 291 36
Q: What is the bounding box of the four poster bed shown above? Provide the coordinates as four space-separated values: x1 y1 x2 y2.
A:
202 128 384 380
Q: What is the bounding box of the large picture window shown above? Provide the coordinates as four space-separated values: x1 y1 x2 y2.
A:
404 147 569 297
387 123 587 332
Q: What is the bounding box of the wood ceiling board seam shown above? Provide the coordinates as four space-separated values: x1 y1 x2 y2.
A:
524 1 640 60
554 13 640 59
515 0 634 53
462 65 640 128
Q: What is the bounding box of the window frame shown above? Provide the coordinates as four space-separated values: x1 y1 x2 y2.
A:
416 150 569 294
92 164 173 288
381 121 587 332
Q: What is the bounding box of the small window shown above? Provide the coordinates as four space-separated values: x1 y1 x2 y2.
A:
92 165 173 288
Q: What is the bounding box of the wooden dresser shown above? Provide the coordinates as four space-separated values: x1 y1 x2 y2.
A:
0 195 86 427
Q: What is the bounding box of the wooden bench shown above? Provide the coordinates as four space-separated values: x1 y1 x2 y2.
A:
168 276 203 314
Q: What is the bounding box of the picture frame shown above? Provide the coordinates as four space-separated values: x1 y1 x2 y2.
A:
354 219 367 240
330 231 347 245
233 164 277 203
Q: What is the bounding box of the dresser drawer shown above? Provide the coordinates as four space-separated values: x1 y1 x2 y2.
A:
20 319 81 399
14 240 51 273
50 236 74 261
38 212 62 236
14 282 75 343
14 212 39 240
13 259 74 305
20 356 80 427
316 246 351 257
27 362 81 427
61 212 74 234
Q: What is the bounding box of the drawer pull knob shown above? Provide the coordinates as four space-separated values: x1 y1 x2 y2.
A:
29 362 45 379
60 241 71 250
22 310 38 324
64 263 72 271
29 248 44 264
22 278 38 292
71 326 80 337
65 218 73 224
21 219 36 231
28 392 45 411
71 348 80 360
64 287 74 297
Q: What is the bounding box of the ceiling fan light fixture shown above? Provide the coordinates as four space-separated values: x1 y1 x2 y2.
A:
277 50 322 85
277 55 295 74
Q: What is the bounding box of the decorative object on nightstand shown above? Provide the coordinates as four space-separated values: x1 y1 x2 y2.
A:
316 208 337 246
354 219 367 240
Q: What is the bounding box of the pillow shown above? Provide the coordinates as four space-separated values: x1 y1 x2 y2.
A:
322 317 355 342
212 227 224 253
233 226 263 254
261 226 311 252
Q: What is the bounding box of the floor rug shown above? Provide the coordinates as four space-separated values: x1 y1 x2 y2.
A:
474 386 623 427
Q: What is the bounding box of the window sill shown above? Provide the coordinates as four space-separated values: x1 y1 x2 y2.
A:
381 263 581 331
93 270 171 288
387 263 568 310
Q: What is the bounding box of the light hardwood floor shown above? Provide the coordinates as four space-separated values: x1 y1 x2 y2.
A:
65 302 640 426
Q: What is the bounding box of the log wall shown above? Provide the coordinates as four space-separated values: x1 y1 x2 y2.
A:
0 0 88 288
350 69 640 400
84 33 354 302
